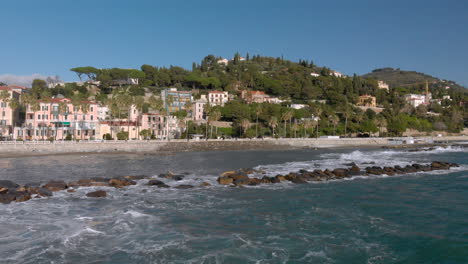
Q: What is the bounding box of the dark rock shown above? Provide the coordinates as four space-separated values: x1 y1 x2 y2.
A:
67 189 76 193
36 187 53 197
234 178 251 186
0 193 16 204
431 161 451 170
289 177 308 184
86 190 107 198
147 179 170 188
90 177 111 182
270 177 281 183
366 167 384 175
24 182 41 188
0 188 8 194
323 169 334 177
0 180 19 189
248 178 262 185
43 180 68 192
228 174 249 181
7 191 32 203
344 162 357 167
332 168 349 178
348 165 363 176
175 185 194 189
200 182 211 187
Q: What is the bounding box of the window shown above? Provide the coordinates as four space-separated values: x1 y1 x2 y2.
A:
54 115 58 120
2 111 4 117
38 115 41 120
0 120 5 125
1 102 6 107
53 106 59 112
82 115 86 120
74 115 77 120
77 130 80 136
64 115 68 120
90 115 93 120
90 107 94 112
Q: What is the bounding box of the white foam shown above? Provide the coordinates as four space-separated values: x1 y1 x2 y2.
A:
124 210 150 218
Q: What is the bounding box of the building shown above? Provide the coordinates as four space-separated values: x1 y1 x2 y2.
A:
378 81 389 91
193 95 207 121
330 71 344 78
404 94 428 108
97 120 139 140
208 90 229 106
404 81 432 108
289 104 307 110
161 88 193 113
240 90 283 104
97 105 110 121
310 72 320 77
357 95 377 107
0 86 22 139
21 97 100 140
217 58 229 65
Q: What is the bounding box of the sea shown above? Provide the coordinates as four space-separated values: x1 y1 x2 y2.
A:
0 145 467 264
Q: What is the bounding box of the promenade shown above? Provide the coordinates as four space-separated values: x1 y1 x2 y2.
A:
0 136 465 157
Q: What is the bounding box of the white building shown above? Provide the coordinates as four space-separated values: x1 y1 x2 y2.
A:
290 104 307 109
404 94 431 107
208 90 229 106
310 72 320 77
378 81 389 90
217 58 229 65
330 71 344 78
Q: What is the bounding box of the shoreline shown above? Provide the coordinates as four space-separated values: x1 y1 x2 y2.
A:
0 136 466 158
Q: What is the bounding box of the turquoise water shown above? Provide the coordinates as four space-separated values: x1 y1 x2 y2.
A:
0 147 467 263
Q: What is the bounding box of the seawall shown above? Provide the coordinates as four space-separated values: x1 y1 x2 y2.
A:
0 136 465 157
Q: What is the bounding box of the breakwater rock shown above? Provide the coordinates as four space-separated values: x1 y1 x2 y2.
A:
0 161 459 204
217 161 459 186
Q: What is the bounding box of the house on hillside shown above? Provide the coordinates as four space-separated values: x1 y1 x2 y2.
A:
0 86 22 139
208 90 229 106
357 95 377 107
378 81 389 90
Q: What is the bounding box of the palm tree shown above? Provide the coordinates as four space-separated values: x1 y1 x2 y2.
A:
204 103 212 140
281 111 293 137
240 119 250 138
268 116 278 137
330 115 339 136
210 110 221 138
255 104 262 138
375 115 387 137
184 101 193 141
314 108 322 139
302 120 312 138
292 120 299 138
134 96 145 139
80 102 90 140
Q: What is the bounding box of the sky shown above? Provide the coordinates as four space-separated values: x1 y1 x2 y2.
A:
0 0 467 87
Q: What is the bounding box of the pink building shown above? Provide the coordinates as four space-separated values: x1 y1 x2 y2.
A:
0 86 22 139
22 97 99 140
240 90 283 104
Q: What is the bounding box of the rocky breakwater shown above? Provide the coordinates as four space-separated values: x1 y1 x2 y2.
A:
0 171 212 205
217 161 459 186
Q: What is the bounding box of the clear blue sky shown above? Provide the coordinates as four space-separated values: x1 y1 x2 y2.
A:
1 0 467 87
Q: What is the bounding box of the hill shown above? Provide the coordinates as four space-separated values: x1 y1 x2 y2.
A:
362 68 466 92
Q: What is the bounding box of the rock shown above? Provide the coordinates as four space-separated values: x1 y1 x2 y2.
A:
217 176 234 185
109 178 136 188
36 187 53 197
0 188 8 194
332 168 349 178
175 185 194 189
248 178 262 185
228 174 249 181
24 182 41 188
67 189 76 193
0 193 16 204
349 165 363 176
43 180 68 192
270 177 281 183
86 190 107 198
234 178 251 186
431 161 451 170
200 182 211 187
382 167 395 176
220 170 237 177
344 162 357 167
90 177 111 183
158 172 184 181
147 179 170 188
0 180 19 189
366 167 384 175
124 175 148 180
323 169 334 177
8 191 32 203
289 177 308 184
275 175 287 182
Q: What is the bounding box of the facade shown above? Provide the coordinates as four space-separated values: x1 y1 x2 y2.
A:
97 105 110 121
193 96 207 121
217 58 229 65
0 86 22 139
378 81 389 90
330 71 344 78
358 95 377 107
161 88 193 113
404 94 431 108
310 72 320 77
97 121 139 139
240 90 283 104
208 90 229 106
21 97 99 140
